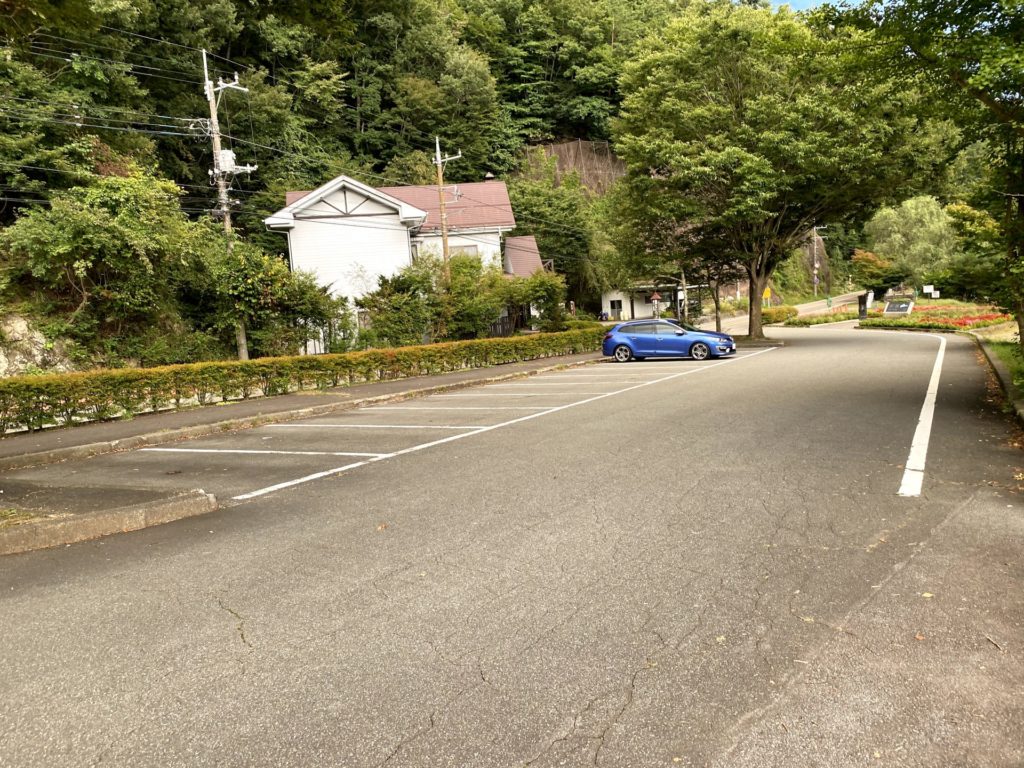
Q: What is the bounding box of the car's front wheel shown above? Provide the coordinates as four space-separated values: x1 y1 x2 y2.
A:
613 344 634 362
690 342 710 361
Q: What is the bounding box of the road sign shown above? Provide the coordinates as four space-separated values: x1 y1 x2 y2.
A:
762 287 771 301
650 292 661 302
883 299 914 316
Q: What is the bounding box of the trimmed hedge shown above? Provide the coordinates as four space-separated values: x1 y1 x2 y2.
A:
762 305 799 324
859 315 1011 331
0 328 605 435
785 311 869 326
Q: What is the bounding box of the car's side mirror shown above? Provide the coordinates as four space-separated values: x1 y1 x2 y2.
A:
675 329 686 335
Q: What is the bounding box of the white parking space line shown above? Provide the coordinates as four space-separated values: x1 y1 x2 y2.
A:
233 347 777 501
233 459 385 499
265 424 489 430
141 448 391 458
898 334 947 498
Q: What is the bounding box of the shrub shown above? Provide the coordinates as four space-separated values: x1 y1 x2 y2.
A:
0 327 606 435
762 305 799 324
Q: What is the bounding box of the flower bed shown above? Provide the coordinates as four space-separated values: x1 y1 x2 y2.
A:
860 302 1012 331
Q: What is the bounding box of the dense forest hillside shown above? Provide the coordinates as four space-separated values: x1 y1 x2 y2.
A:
2 0 1020 365
0 0 683 367
1 0 675 205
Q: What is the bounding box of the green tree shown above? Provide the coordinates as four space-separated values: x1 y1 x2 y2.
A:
614 4 943 337
0 173 198 337
935 202 1004 300
838 0 1024 349
508 160 599 308
863 196 960 285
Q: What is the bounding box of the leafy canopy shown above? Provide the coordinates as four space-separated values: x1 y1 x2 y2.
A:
613 2 944 335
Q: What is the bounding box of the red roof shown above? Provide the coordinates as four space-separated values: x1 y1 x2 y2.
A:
284 178 515 230
504 235 543 277
377 181 515 232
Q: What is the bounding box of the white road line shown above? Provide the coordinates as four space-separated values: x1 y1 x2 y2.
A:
898 334 947 497
265 423 489 430
477 385 614 391
373 406 551 411
233 347 778 501
140 448 390 458
430 392 611 397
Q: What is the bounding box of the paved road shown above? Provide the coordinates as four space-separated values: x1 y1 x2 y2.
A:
1 327 1022 767
701 291 862 335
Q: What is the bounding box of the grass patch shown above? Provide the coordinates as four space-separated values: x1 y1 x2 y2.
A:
0 508 39 528
987 341 1024 393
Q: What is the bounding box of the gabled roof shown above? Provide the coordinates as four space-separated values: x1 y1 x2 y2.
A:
278 178 516 234
378 181 516 233
264 175 427 231
504 235 544 277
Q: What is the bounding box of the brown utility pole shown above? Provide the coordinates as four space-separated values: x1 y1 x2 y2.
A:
203 50 257 359
433 136 461 285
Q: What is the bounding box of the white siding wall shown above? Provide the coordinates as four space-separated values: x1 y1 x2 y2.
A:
285 190 413 301
415 231 503 269
602 290 668 320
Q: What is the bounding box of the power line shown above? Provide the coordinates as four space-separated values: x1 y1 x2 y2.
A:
0 161 266 202
0 104 196 133
24 50 200 86
0 96 196 123
32 32 214 72
90 25 452 155
27 41 198 80
0 110 200 138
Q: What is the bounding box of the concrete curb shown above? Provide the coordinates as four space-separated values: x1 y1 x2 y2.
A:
0 357 602 473
971 335 1024 425
0 489 217 556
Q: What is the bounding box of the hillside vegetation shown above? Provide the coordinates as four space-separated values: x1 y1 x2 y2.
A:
2 0 1021 365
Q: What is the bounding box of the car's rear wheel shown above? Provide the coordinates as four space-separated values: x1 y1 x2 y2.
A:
690 342 710 361
613 344 634 362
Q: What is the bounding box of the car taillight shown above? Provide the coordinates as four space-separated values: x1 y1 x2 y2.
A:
603 333 613 340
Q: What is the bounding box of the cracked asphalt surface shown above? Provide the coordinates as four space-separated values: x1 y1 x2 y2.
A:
1 326 1022 767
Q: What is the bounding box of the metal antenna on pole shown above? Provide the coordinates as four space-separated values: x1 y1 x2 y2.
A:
433 136 461 285
202 49 257 359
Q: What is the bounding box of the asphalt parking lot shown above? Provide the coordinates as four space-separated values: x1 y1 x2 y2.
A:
3 329 1023 767
3 350 773 505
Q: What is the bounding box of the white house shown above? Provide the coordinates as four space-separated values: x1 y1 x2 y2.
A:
264 174 519 301
601 284 710 321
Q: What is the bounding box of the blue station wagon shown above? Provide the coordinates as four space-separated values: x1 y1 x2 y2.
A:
602 320 736 362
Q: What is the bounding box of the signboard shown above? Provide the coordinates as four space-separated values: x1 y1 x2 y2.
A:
884 299 917 313
762 287 771 302
923 284 934 294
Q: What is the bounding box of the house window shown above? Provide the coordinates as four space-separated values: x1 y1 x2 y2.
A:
411 243 420 260
450 245 478 257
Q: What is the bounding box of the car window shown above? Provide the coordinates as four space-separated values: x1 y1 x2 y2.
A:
622 323 658 334
655 322 683 334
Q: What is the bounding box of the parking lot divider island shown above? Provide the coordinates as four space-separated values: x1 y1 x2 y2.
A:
0 327 606 436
